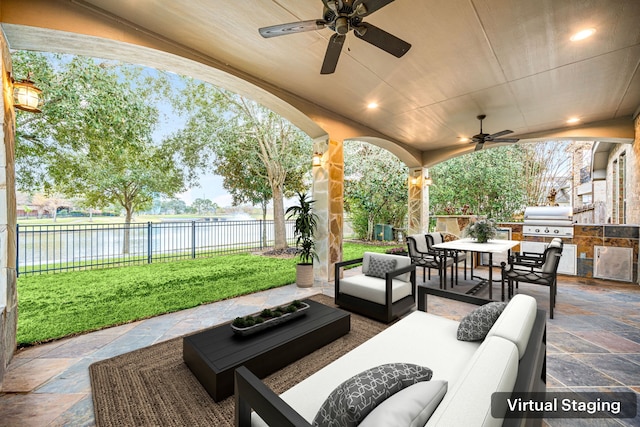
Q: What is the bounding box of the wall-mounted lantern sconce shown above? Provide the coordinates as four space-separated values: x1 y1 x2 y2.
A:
312 152 323 167
410 173 432 187
12 72 44 113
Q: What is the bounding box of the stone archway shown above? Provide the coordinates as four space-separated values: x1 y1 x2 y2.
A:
0 29 345 382
0 21 423 383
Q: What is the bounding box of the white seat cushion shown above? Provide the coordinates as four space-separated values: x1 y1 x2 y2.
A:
339 275 412 305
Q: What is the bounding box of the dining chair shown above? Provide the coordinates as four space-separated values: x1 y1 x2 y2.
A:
425 232 467 286
500 239 563 318
406 234 453 289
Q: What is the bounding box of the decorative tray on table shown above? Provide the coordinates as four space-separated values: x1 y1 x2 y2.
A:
231 300 310 336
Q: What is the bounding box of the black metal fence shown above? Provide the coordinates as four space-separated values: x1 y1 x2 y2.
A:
17 220 296 276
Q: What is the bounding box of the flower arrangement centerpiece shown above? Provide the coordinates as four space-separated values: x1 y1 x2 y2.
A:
463 218 498 243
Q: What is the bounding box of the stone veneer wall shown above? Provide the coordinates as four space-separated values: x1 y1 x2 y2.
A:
627 114 640 224
407 168 424 235
404 168 438 238
434 215 477 237
0 30 18 386
312 137 343 283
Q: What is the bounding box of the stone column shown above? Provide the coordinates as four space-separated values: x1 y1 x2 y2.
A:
628 114 640 225
312 137 343 284
0 32 18 385
407 167 429 235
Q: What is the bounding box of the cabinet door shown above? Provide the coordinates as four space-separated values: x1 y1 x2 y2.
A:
594 246 633 282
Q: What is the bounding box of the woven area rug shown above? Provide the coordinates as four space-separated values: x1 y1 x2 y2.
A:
89 294 388 427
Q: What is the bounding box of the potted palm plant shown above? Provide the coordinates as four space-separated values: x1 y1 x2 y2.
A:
286 191 319 287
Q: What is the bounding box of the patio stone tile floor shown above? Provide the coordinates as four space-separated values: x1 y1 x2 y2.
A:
0 266 638 426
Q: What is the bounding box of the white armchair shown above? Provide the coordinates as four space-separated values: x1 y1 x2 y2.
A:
335 252 416 323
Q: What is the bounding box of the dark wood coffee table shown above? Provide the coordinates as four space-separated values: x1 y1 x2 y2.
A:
183 298 350 401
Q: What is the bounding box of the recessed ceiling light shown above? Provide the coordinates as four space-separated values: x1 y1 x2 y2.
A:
570 28 596 42
567 117 581 124
367 102 378 109
459 137 469 142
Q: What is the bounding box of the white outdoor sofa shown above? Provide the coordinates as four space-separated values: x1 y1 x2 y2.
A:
235 287 547 427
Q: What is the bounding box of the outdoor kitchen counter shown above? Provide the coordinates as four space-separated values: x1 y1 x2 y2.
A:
496 222 639 283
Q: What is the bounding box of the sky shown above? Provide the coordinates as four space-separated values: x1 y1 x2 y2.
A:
177 174 233 206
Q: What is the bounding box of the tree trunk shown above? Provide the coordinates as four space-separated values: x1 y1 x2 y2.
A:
272 184 287 249
123 207 133 254
261 200 268 248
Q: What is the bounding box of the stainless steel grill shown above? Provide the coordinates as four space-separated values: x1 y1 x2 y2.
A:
523 206 574 237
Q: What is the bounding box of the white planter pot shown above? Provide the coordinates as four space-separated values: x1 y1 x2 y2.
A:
296 263 314 288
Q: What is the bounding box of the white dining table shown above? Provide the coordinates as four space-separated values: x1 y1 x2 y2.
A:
432 238 520 300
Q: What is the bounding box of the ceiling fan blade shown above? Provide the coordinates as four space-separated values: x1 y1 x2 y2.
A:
487 129 513 139
259 20 327 38
353 22 411 58
321 34 346 74
491 138 520 143
474 142 484 151
353 0 395 17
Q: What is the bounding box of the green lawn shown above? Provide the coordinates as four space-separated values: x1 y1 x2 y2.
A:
16 241 394 346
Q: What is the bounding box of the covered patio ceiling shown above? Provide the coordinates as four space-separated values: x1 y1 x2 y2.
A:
2 0 639 167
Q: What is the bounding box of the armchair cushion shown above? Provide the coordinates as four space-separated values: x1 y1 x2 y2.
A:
312 363 433 427
364 256 397 279
338 275 413 305
362 252 412 282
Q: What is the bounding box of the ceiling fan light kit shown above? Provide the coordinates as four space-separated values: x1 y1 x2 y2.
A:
258 0 411 74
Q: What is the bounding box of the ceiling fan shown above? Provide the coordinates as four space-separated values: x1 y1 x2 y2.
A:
258 0 411 75
469 114 519 151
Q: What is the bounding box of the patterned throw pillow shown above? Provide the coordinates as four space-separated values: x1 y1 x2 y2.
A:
312 363 433 427
365 256 397 279
457 302 508 341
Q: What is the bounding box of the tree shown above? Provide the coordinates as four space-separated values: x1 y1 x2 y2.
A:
166 80 310 249
520 141 574 207
344 142 408 240
429 146 527 221
160 199 188 214
12 52 192 252
30 193 68 220
191 198 218 215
